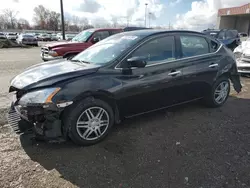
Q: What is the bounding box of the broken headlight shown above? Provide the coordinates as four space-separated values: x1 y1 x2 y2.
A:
18 88 60 106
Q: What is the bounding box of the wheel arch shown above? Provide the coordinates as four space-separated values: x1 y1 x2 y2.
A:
60 90 120 124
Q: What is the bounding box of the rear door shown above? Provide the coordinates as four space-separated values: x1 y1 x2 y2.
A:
177 34 221 100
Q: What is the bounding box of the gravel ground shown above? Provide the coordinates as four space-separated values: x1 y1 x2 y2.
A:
0 48 250 188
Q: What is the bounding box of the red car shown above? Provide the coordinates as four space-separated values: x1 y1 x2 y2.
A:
41 28 122 61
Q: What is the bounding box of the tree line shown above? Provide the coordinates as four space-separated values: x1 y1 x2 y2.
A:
0 5 110 32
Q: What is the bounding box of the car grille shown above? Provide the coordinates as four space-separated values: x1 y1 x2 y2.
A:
41 47 49 55
7 108 22 134
242 58 250 63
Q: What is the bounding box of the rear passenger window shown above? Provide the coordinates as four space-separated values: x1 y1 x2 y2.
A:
180 36 209 58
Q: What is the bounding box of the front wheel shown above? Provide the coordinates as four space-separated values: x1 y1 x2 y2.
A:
204 77 230 107
63 98 114 145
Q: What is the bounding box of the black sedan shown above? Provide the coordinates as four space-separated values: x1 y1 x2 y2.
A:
9 30 242 145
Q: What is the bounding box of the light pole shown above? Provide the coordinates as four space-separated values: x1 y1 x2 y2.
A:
148 12 152 28
60 0 65 40
145 3 148 27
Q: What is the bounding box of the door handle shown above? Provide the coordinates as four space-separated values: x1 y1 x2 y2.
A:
209 63 219 68
168 71 181 76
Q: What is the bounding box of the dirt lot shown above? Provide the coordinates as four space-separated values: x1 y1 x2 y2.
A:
0 48 250 188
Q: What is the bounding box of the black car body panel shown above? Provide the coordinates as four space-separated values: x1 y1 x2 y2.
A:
8 30 242 141
10 59 100 91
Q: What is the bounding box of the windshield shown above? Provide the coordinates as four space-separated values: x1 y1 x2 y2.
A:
72 30 94 42
72 33 143 65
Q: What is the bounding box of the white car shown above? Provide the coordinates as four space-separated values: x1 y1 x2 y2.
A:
0 32 6 39
234 38 250 74
6 33 17 40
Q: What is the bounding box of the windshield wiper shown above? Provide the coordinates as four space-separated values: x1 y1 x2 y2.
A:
69 59 90 64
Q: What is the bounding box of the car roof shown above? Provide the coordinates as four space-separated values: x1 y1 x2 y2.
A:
120 29 206 37
85 28 123 32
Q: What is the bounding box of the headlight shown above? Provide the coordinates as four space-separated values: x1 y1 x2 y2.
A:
48 50 58 57
19 88 60 106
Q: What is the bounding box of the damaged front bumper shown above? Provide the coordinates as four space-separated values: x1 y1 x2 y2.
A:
8 101 70 141
236 59 250 74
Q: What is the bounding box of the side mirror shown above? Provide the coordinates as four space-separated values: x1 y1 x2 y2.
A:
127 56 147 68
92 37 100 43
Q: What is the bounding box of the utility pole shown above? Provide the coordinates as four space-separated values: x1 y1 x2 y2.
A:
148 12 152 28
145 3 148 27
60 0 65 40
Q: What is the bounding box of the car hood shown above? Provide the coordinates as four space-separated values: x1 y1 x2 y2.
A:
10 59 100 90
234 39 250 54
45 41 87 48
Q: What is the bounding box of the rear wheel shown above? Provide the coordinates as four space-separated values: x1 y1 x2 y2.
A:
204 77 230 107
63 98 114 145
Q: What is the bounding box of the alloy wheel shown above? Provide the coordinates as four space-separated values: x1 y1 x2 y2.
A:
76 107 109 141
214 81 229 104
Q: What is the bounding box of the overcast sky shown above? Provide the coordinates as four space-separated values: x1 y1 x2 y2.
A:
1 0 250 30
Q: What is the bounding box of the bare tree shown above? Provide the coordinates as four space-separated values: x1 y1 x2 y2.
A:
17 18 30 29
71 15 79 26
0 15 5 29
79 17 89 30
47 11 60 31
33 5 49 29
111 16 118 28
2 9 18 29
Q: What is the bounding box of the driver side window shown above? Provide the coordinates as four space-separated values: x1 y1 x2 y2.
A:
129 36 175 66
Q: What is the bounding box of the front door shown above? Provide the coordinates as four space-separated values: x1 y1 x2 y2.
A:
114 35 185 117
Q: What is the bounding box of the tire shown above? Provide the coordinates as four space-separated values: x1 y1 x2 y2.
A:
63 98 114 146
204 76 230 107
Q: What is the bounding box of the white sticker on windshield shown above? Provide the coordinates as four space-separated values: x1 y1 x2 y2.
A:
121 36 138 40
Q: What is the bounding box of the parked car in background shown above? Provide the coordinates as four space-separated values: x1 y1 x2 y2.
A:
65 33 76 41
239 32 248 42
41 28 123 61
10 30 242 145
50 34 58 41
37 33 51 41
234 38 250 74
0 32 6 39
202 29 220 38
203 29 240 50
6 33 18 40
239 32 248 38
16 34 38 46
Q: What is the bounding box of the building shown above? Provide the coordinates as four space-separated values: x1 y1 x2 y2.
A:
217 3 250 35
